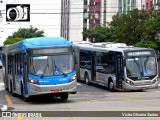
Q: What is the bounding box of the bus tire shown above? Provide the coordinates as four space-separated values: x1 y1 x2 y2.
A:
60 93 69 101
21 84 30 102
84 73 90 85
5 85 8 91
8 80 12 93
108 79 114 92
10 82 16 97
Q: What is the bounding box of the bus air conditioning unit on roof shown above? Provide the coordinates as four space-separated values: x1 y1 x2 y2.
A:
93 43 127 48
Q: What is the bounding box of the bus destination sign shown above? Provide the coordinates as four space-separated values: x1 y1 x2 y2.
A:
127 51 153 57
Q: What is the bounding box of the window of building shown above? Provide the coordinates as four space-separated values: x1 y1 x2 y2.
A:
95 2 101 6
84 0 87 5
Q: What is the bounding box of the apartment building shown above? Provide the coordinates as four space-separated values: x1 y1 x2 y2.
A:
61 0 83 41
61 0 160 42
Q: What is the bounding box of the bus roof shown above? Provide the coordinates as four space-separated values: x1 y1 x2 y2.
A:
7 37 72 51
73 42 154 52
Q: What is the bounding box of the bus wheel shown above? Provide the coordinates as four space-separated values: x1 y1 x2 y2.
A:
84 73 90 85
10 82 16 97
60 93 69 101
8 81 12 93
108 80 114 92
5 84 9 91
21 84 30 102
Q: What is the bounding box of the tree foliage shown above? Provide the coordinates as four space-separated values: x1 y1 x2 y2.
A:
135 41 158 48
82 26 115 42
143 3 160 50
3 26 45 45
82 4 160 49
3 38 25 45
110 9 149 45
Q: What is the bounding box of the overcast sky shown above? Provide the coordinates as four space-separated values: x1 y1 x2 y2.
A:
0 0 62 45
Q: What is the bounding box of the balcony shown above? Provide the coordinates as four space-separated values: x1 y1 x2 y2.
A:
89 23 99 28
93 0 101 2
89 6 101 12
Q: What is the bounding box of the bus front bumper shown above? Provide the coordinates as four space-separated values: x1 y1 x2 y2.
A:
124 81 159 91
29 80 77 96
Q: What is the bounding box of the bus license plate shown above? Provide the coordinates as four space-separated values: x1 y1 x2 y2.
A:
51 89 59 93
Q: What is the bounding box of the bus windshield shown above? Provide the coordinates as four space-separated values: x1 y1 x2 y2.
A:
126 57 157 79
29 54 74 76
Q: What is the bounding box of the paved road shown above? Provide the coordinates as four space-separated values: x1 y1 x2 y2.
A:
0 69 160 120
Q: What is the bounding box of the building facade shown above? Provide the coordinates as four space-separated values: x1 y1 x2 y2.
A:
61 0 160 42
61 0 83 42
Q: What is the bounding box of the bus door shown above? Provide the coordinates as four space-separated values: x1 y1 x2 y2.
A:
23 54 28 95
95 53 106 83
115 52 123 89
91 52 95 81
12 55 16 91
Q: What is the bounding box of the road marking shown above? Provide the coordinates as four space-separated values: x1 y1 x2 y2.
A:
5 95 12 106
5 95 23 120
16 116 23 120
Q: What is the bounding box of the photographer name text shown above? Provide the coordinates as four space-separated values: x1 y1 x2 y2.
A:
122 112 159 117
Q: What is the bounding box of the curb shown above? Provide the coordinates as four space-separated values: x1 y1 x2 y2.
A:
0 104 8 111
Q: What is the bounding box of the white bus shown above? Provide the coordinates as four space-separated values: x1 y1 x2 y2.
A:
74 42 159 91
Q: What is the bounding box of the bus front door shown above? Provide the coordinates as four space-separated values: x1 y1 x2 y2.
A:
115 52 123 89
23 54 29 95
91 52 95 81
12 55 16 92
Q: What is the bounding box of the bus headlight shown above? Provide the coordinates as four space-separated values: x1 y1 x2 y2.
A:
29 78 38 84
126 80 134 85
70 74 77 82
152 78 158 84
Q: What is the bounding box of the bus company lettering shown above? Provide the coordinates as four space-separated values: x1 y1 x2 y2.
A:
59 78 67 81
39 80 49 83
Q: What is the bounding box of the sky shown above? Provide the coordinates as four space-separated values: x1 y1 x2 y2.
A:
0 0 62 45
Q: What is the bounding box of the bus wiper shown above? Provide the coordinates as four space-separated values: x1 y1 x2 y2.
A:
40 63 48 78
144 56 149 71
40 57 49 78
133 58 142 77
53 59 67 77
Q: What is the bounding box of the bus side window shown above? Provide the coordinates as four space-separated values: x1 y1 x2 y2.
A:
17 53 23 75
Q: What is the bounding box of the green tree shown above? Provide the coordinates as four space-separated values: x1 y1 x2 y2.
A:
3 38 25 45
135 41 158 48
82 26 115 42
142 3 160 50
3 26 44 45
110 9 149 46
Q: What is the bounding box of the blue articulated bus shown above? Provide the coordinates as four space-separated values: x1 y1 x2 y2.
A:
2 37 77 101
